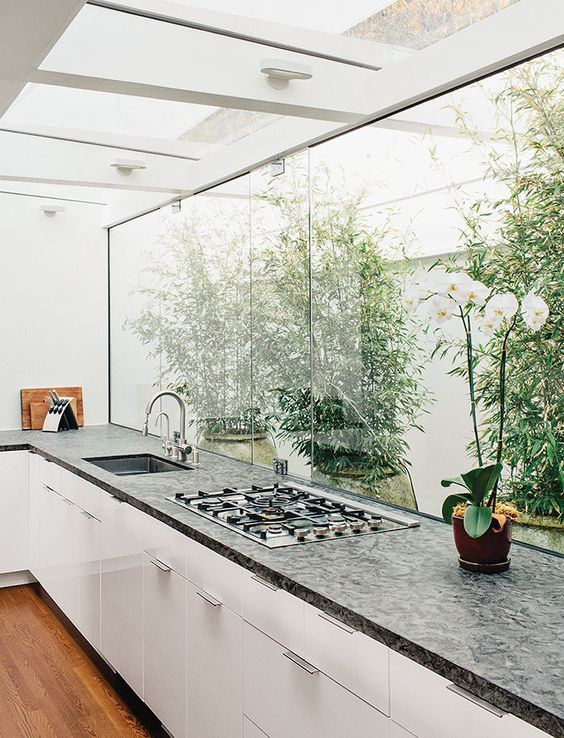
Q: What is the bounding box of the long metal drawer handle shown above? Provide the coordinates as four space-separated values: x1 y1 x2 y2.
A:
196 590 222 607
250 574 278 592
283 651 319 675
149 557 171 573
446 684 505 717
318 612 355 634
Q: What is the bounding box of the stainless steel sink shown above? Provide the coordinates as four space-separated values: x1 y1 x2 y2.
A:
84 454 193 476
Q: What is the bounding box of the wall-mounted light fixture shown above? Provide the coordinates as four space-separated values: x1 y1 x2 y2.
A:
39 204 66 217
260 58 313 89
110 158 147 176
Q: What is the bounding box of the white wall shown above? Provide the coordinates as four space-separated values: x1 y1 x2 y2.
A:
0 193 108 430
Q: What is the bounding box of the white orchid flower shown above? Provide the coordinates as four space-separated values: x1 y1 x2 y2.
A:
433 271 473 304
402 285 424 313
428 294 454 324
466 280 490 306
476 312 503 338
485 292 518 322
521 292 549 331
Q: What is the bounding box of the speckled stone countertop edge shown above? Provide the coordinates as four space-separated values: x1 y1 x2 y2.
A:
1 437 562 738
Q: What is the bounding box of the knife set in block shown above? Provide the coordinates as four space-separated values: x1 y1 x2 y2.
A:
42 390 79 432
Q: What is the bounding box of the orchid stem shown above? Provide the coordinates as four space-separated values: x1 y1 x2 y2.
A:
489 316 516 510
460 307 483 468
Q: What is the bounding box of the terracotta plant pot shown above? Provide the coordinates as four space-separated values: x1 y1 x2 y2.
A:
452 515 512 573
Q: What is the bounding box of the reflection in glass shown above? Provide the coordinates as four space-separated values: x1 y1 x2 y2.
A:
129 176 253 463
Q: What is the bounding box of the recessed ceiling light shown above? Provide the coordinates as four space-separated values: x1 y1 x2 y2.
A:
39 204 65 217
110 159 147 176
260 58 313 89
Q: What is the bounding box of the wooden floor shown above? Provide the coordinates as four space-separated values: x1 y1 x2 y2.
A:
0 585 151 738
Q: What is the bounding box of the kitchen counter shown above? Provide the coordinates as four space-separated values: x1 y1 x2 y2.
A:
1 424 562 737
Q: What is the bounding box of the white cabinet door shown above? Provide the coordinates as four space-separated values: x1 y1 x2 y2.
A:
500 715 552 738
75 507 101 651
100 494 149 698
187 583 243 738
242 572 304 653
144 553 187 738
243 622 390 738
38 483 79 623
390 651 511 738
0 451 29 575
304 603 390 715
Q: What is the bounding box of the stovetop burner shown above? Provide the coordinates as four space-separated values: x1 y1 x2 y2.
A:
167 482 419 548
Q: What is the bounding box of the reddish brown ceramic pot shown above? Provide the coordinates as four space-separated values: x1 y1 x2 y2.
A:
452 515 512 570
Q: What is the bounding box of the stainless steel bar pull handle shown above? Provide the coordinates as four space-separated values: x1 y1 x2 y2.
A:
149 557 171 573
446 684 505 717
318 612 355 634
196 590 222 607
250 574 278 592
283 651 319 675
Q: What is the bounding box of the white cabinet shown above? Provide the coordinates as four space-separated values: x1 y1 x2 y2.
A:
187 582 243 738
100 493 149 698
143 552 187 738
186 539 243 614
243 622 390 738
38 482 79 623
0 450 29 575
304 603 390 715
389 651 548 738
391 722 416 738
29 453 41 576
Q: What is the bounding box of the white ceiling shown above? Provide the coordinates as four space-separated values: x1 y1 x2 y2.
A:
0 0 561 226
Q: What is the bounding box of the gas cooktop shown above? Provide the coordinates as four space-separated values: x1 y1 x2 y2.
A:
167 483 419 547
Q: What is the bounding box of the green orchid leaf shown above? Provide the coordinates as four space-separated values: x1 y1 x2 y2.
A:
460 463 503 505
463 505 493 538
441 493 472 524
440 476 470 492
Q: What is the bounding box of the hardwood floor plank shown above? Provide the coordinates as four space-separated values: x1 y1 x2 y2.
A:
0 585 151 738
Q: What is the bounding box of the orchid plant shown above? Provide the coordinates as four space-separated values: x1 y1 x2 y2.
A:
403 268 550 538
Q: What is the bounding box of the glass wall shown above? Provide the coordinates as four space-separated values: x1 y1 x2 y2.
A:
110 49 563 554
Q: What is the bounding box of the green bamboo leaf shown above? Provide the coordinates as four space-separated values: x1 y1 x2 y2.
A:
464 505 493 539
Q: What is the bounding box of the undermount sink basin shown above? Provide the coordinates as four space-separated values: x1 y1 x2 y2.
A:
84 454 192 476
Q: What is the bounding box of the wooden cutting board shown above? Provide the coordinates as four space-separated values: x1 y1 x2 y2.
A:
20 386 84 430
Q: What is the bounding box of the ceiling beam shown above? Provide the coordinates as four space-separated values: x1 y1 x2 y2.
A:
0 131 195 193
0 123 205 160
34 4 379 123
0 0 86 116
87 0 409 71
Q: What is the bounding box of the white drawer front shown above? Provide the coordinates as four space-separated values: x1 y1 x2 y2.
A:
390 651 509 738
187 538 243 614
501 715 553 738
75 476 101 519
242 572 304 653
243 623 390 738
39 457 62 493
305 603 389 715
144 517 188 579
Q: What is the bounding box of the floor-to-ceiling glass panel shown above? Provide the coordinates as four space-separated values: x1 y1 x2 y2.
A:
250 153 311 476
309 49 563 554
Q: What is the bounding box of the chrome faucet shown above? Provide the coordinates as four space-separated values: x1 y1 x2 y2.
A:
142 390 199 465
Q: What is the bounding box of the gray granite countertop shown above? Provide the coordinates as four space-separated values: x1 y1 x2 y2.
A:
1 425 562 737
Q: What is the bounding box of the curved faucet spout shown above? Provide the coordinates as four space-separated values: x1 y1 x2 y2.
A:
142 390 198 465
